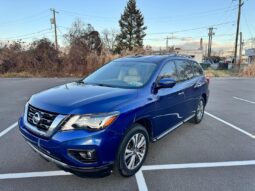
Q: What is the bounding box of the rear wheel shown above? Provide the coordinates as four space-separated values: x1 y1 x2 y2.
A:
116 124 149 177
192 97 205 124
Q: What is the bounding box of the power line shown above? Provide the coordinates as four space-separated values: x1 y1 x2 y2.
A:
58 26 71 30
16 31 54 40
0 5 240 48
218 1 235 24
0 31 54 41
0 10 49 26
0 28 52 40
146 6 238 20
144 9 237 25
144 33 236 41
146 21 235 35
59 9 116 19
58 6 238 22
242 11 254 38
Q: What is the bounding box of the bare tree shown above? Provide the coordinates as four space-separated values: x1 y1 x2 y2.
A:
64 18 102 54
64 18 86 45
101 28 118 53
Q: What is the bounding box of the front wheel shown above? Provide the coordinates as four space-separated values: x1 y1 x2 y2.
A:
116 124 149 177
192 97 205 124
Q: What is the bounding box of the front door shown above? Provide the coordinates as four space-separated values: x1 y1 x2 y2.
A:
152 61 185 137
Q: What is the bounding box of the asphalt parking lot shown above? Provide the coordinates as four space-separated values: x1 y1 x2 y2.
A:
0 77 255 191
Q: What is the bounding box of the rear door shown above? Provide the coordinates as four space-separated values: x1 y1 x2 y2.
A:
152 61 185 137
189 60 205 109
174 59 197 118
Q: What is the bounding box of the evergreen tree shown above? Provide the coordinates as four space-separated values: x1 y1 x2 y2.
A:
116 0 147 52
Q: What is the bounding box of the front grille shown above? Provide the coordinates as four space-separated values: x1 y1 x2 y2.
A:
27 104 58 132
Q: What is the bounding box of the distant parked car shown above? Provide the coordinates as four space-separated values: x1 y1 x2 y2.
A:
19 54 210 177
218 61 228 70
210 62 219 70
200 61 210 69
200 59 213 69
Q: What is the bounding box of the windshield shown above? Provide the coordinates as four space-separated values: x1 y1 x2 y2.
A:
83 61 157 88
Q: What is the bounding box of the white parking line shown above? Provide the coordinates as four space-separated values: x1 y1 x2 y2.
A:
137 160 255 191
136 160 255 191
233 97 255 104
141 160 255 171
135 170 148 191
0 122 18 138
0 170 72 180
1 113 254 191
205 112 255 139
0 160 254 190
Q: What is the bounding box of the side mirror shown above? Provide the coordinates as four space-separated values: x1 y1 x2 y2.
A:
157 78 176 89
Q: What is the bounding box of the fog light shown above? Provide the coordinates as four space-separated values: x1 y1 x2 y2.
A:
68 149 97 163
79 150 96 160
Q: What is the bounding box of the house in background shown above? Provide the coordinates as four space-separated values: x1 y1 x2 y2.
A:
245 48 255 64
175 49 204 63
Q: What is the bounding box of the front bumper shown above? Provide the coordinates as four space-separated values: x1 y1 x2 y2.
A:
26 140 113 177
19 116 121 176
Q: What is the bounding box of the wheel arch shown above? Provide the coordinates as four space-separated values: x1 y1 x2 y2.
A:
134 117 154 142
202 93 207 105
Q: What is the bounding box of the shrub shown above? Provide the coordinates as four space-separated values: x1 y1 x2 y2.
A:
240 64 255 77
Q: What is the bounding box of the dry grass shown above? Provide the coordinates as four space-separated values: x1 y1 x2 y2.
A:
240 64 255 77
0 38 154 77
0 53 121 78
0 71 67 78
205 69 234 77
0 72 37 78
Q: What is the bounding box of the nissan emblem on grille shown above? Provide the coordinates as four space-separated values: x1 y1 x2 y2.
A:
27 105 58 132
32 112 41 125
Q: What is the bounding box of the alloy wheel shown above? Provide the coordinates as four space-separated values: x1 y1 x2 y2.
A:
196 99 204 121
124 133 146 170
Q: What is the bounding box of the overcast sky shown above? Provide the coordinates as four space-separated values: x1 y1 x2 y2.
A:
0 0 254 50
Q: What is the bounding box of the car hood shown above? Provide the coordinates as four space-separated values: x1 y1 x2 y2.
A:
29 82 138 114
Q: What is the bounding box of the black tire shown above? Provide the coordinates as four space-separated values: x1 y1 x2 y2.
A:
116 124 149 177
192 97 205 124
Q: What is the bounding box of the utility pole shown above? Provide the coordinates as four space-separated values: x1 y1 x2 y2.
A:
234 0 244 71
200 38 203 50
207 27 215 57
166 36 169 51
238 32 243 70
50 8 59 50
165 33 174 52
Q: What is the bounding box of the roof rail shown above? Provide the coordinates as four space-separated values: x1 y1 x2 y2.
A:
124 53 194 59
151 51 194 58
124 54 144 58
175 54 193 58
152 51 177 56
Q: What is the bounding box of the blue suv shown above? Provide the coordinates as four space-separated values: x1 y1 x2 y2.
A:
19 55 209 177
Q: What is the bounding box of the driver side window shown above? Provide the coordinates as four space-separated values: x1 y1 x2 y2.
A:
158 61 178 81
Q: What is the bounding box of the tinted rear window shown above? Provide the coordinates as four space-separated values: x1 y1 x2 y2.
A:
175 60 194 81
190 61 203 76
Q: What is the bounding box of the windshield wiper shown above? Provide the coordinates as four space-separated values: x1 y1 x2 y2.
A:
94 83 115 87
81 82 119 88
76 79 85 84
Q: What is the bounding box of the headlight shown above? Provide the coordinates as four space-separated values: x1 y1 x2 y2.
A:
61 112 120 131
25 97 31 111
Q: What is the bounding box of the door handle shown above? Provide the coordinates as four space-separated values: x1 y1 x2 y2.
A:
178 91 184 95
